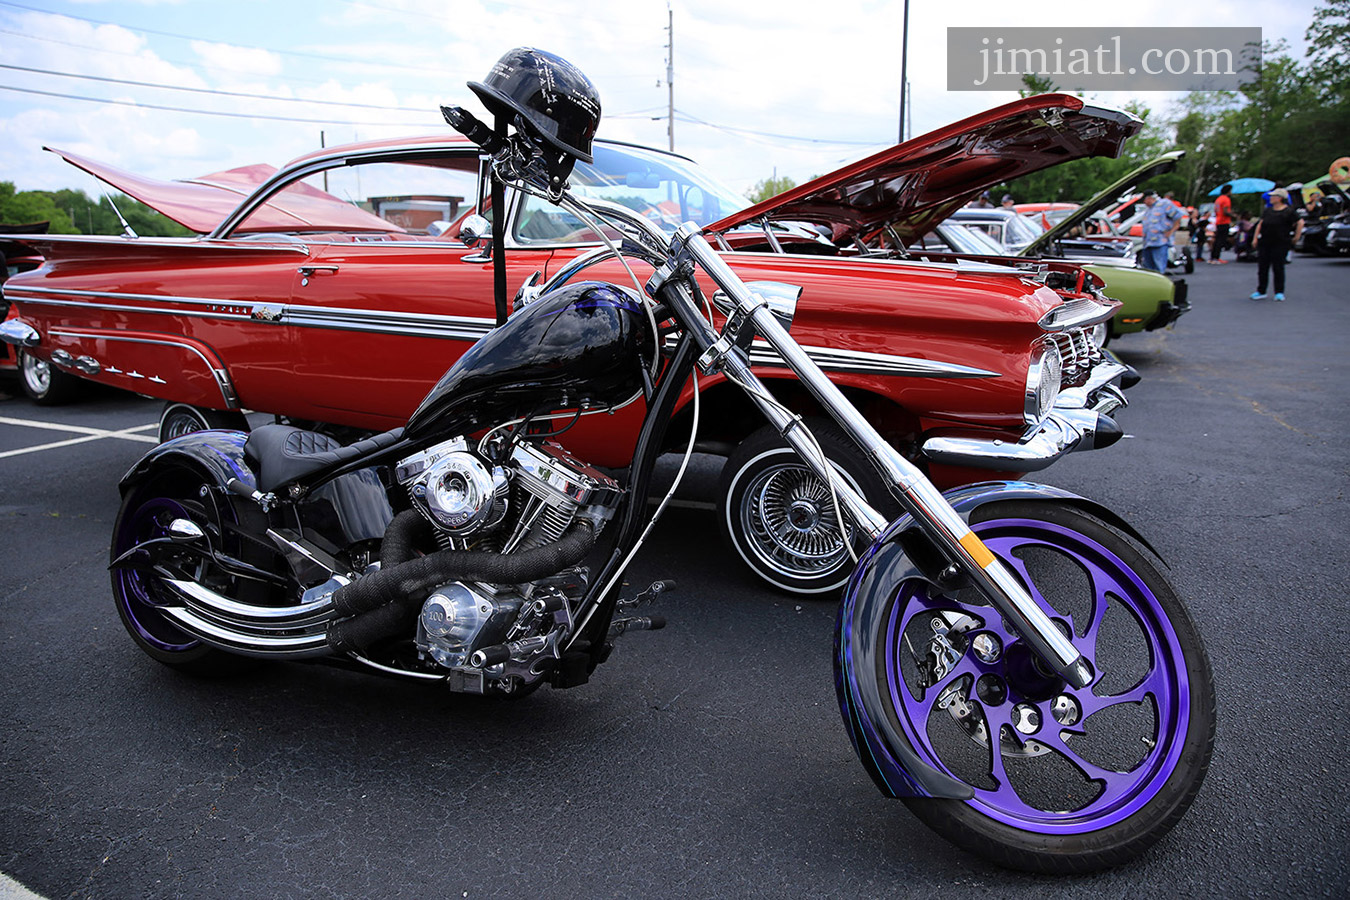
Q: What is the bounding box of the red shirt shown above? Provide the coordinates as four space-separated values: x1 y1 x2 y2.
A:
1214 193 1232 226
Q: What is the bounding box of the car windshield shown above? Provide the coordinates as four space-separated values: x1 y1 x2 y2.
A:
514 143 749 245
1004 212 1044 244
933 222 1008 255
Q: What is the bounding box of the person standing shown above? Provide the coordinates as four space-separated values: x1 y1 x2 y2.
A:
1210 183 1233 263
1250 189 1303 301
1138 190 1182 272
1189 210 1208 259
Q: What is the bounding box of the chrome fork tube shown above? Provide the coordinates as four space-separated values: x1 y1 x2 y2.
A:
674 225 1092 689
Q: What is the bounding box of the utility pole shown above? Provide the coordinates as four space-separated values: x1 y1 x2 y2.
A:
898 0 910 144
666 5 675 152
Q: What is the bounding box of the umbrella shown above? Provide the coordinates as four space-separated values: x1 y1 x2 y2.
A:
1208 177 1276 196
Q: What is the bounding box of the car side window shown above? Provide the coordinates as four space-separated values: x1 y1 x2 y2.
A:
233 156 480 240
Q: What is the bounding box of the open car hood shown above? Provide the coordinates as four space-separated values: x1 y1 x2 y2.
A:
1020 150 1185 257
704 94 1141 244
46 147 400 235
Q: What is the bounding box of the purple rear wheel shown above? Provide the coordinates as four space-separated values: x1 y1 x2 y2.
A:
882 500 1214 873
110 466 261 675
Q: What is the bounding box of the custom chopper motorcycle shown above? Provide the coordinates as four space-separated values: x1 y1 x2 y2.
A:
110 49 1214 873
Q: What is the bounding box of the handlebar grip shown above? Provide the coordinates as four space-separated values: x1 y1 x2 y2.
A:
441 106 504 154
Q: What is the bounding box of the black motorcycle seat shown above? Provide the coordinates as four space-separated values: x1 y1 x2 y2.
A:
245 425 406 493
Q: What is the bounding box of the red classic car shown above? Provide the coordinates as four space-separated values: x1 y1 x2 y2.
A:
1 94 1137 593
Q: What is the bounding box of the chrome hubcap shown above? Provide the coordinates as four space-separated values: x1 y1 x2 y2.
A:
739 462 854 579
21 353 51 393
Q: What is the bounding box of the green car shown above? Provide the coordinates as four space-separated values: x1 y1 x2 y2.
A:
1019 151 1190 341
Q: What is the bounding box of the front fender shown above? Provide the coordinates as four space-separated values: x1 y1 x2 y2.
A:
833 480 1161 800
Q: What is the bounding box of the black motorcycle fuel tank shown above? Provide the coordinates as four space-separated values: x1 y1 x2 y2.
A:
405 281 653 444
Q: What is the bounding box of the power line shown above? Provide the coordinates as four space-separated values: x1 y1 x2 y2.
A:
0 0 449 78
0 63 434 113
0 84 439 127
0 27 341 88
673 109 884 147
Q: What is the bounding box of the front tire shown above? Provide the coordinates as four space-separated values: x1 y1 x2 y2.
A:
879 500 1215 873
18 349 82 405
718 420 899 595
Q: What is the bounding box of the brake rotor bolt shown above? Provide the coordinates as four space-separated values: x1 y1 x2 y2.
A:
972 633 1002 663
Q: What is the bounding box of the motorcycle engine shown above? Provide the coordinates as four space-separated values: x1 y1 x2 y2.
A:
393 436 621 669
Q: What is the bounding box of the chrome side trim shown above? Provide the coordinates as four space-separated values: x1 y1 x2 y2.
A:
47 329 238 408
9 286 497 343
746 342 998 379
10 287 993 378
6 285 257 320
281 306 494 341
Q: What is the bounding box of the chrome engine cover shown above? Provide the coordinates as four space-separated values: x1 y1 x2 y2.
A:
396 438 509 536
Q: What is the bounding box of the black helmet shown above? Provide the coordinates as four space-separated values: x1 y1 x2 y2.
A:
469 47 601 165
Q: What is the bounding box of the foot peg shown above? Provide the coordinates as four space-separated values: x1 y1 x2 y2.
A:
609 615 666 638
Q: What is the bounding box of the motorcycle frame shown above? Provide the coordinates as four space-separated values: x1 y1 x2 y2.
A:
542 193 1092 690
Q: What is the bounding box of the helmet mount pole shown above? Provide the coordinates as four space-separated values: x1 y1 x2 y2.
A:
491 114 509 327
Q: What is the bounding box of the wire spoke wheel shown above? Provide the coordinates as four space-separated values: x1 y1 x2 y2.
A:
720 420 898 595
744 463 853 570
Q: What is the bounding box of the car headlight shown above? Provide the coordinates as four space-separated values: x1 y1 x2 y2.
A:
1025 341 1063 426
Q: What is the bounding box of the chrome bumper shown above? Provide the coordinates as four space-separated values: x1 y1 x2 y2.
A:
921 361 1130 472
0 319 39 348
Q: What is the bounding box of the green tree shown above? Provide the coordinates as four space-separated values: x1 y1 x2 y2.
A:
0 182 78 233
1307 0 1350 102
1017 74 1058 97
0 184 193 236
746 175 797 204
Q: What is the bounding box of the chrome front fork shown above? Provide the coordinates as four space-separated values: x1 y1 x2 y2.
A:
671 225 1092 689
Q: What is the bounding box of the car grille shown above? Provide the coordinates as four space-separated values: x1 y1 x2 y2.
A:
1047 328 1102 388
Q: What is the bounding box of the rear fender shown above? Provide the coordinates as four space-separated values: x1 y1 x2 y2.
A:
119 429 394 548
119 430 255 497
834 480 1162 799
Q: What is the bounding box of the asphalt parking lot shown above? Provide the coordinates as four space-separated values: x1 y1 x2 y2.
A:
1 254 1348 898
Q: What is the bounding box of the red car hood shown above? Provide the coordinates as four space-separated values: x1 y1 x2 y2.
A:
706 94 1141 244
46 147 400 235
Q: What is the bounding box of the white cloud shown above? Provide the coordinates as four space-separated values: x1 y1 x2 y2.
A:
190 40 283 78
0 0 1323 198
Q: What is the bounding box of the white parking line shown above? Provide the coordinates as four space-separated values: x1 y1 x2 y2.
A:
0 415 158 460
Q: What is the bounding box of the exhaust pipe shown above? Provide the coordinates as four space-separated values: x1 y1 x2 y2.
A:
158 577 333 659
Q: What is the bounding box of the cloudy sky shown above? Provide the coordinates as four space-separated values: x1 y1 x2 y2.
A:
0 0 1320 201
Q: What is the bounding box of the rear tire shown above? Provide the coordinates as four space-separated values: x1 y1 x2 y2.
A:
158 402 249 442
880 500 1215 873
718 419 899 595
110 465 269 676
18 349 82 405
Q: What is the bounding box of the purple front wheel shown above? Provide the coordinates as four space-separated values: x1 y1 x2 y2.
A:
882 500 1214 873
